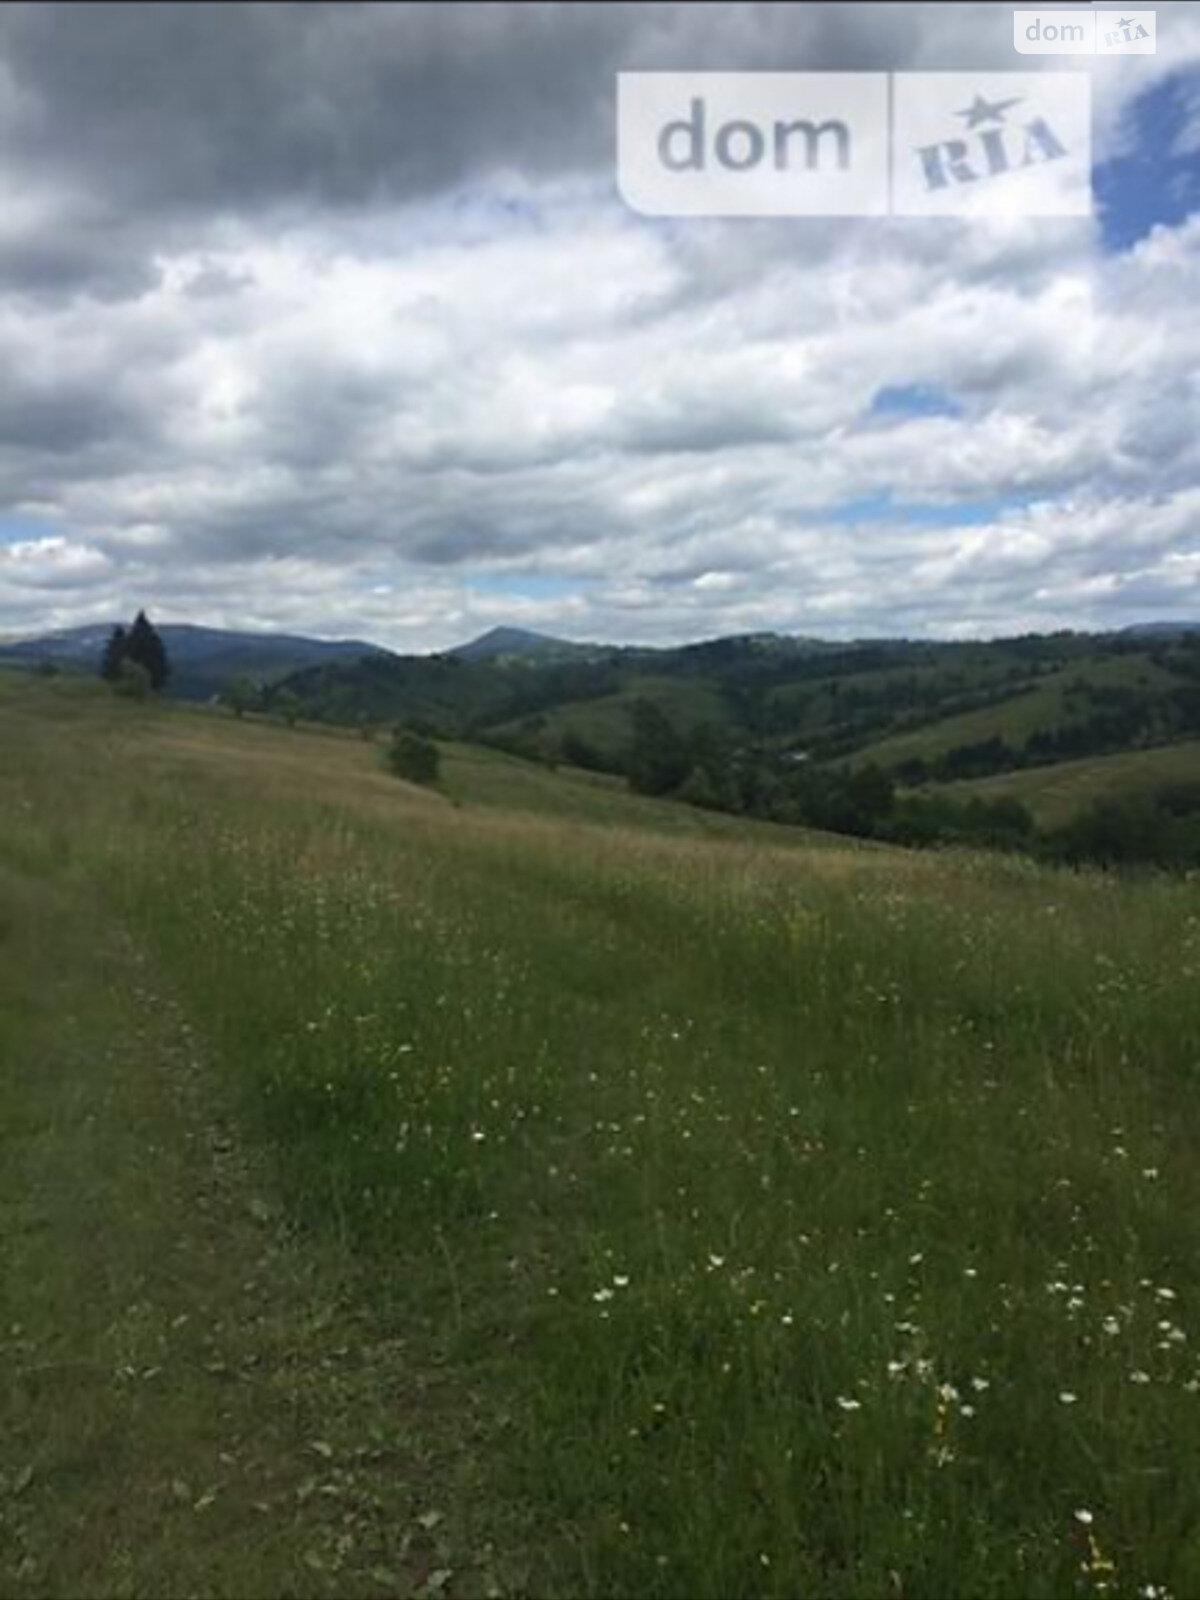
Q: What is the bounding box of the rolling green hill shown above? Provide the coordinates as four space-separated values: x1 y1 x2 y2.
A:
485 674 734 766
844 649 1189 772
4 671 1200 1597
932 738 1200 827
266 628 1200 811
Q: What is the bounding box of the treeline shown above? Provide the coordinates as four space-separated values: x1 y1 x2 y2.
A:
617 701 1039 853
554 699 1200 872
1048 786 1200 870
891 686 1200 787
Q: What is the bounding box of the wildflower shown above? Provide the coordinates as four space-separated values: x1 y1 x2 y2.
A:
1130 1369 1152 1384
1059 1391 1078 1404
1075 1509 1094 1526
836 1396 861 1411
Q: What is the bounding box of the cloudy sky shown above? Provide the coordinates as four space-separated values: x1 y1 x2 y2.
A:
1 2 1198 650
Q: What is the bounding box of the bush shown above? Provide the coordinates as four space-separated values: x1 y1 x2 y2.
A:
113 659 152 701
386 728 440 786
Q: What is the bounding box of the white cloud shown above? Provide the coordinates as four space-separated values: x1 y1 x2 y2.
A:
1 4 1198 646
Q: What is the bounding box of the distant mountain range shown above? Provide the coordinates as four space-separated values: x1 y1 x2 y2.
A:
0 622 388 700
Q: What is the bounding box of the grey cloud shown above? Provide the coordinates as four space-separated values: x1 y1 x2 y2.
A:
0 3 1022 241
1 4 1198 647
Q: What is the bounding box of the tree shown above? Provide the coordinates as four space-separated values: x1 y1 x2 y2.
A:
221 676 257 719
627 700 691 796
125 610 170 691
848 763 896 823
685 723 741 811
274 689 301 728
386 728 440 785
101 625 128 682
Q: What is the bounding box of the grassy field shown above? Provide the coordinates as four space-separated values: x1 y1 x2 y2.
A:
848 653 1184 771
933 740 1200 827
485 673 731 766
3 672 1200 1598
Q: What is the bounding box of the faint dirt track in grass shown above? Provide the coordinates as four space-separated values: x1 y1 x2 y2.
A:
0 856 515 1600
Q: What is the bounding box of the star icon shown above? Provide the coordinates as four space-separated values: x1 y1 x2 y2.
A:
1117 18 1135 29
957 93 1024 130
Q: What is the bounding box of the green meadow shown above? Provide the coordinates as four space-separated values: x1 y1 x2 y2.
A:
936 740 1200 829
3 672 1199 1598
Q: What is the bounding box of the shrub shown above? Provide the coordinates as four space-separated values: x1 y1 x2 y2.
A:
113 659 152 701
386 728 440 785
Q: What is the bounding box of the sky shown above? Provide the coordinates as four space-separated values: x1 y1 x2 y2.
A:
1 1 1198 651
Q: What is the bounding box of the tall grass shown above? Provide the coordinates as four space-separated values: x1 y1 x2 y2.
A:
7 684 1200 1596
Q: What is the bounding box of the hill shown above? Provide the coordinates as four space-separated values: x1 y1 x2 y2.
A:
10 618 1200 833
931 737 1200 827
448 625 600 662
3 671 1200 1597
266 628 1200 821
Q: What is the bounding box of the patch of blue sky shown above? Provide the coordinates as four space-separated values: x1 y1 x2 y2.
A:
0 515 60 547
826 491 1037 527
1094 70 1200 251
869 383 963 420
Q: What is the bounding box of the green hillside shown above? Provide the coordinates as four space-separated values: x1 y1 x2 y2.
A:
485 674 733 766
257 630 1200 854
846 650 1188 772
271 630 1200 768
934 738 1200 827
4 673 1200 1598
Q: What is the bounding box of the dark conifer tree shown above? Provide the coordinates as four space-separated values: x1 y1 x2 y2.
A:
125 610 170 690
100 625 128 682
